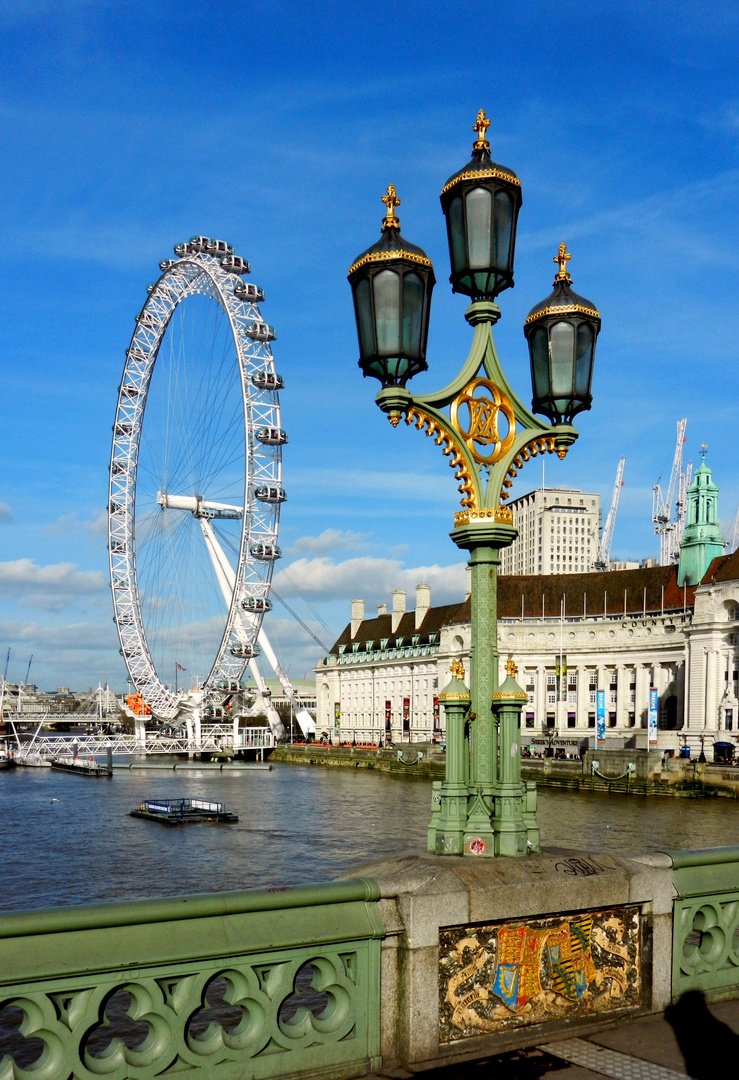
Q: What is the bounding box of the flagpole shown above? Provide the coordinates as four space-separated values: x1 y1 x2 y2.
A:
175 664 178 695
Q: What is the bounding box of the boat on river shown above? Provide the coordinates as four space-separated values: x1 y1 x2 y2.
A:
130 798 238 825
51 756 112 777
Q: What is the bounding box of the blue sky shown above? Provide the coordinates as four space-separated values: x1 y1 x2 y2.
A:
1 1 737 692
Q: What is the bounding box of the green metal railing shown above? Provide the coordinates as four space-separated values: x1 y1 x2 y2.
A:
0 878 384 1080
669 846 739 1000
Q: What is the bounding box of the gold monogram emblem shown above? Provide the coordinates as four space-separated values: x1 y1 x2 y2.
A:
450 378 516 465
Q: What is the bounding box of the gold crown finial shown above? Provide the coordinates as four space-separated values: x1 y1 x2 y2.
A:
473 109 490 152
505 655 518 679
381 184 401 230
450 658 465 680
554 243 572 282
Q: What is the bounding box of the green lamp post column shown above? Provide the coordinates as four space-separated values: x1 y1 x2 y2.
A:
348 111 601 857
427 659 471 854
492 656 530 856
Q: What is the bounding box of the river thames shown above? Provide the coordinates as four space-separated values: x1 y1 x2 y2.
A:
1 762 738 912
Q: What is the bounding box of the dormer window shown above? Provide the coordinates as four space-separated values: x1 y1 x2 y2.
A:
411 634 420 646
352 643 360 653
380 638 389 649
428 633 438 644
395 637 404 647
365 640 374 650
338 645 346 655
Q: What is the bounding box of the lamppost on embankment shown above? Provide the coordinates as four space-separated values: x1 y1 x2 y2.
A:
348 110 601 858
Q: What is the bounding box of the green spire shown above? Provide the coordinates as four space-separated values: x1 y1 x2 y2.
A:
677 452 725 586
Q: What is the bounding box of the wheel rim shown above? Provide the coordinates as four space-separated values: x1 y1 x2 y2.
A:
108 251 283 720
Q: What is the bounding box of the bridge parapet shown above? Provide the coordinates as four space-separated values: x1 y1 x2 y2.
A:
1 849 738 1077
0 879 383 1080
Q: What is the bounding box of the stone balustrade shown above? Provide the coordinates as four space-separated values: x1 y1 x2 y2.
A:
1 848 738 1077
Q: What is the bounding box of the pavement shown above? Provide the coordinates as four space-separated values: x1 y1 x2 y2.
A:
364 997 739 1079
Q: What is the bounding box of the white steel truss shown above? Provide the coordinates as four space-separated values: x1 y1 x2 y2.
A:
108 249 284 720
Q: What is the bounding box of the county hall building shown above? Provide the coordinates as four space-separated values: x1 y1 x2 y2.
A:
315 461 737 756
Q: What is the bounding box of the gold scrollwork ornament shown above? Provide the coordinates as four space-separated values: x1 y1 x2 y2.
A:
450 378 516 466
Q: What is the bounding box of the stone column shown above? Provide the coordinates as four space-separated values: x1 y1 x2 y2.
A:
576 664 589 731
675 659 685 731
616 665 627 730
705 648 718 733
536 664 547 730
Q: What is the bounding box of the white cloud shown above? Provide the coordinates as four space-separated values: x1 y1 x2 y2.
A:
0 618 116 651
0 502 12 524
0 559 106 611
275 556 466 607
287 529 367 557
45 510 108 539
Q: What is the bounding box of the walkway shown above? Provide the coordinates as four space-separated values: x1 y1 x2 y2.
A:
365 997 739 1079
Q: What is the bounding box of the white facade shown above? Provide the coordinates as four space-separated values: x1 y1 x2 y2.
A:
315 556 739 755
499 487 601 576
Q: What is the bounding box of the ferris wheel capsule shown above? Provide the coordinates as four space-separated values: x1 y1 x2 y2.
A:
254 484 286 504
187 235 212 253
230 643 260 660
160 259 177 272
205 238 234 257
234 282 263 302
256 427 288 446
252 370 284 391
245 321 276 342
220 255 250 275
250 542 281 561
242 596 273 613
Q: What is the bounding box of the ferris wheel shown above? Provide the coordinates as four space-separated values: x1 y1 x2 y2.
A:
108 237 286 721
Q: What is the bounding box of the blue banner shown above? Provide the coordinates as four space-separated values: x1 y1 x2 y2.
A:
649 688 658 745
596 690 606 745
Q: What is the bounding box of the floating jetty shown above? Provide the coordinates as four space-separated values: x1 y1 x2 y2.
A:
51 757 112 777
130 798 238 825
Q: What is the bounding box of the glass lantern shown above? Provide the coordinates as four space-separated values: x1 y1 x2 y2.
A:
348 185 435 388
439 110 523 300
524 245 601 424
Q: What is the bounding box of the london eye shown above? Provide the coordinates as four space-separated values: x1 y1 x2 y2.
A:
108 237 286 724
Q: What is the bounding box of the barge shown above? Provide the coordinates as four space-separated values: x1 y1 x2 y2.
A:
130 798 238 825
51 756 112 777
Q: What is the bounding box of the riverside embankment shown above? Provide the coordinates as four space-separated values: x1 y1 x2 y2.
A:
269 743 739 797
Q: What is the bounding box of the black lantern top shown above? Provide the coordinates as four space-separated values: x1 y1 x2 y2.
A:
524 245 601 425
348 186 435 388
439 110 523 300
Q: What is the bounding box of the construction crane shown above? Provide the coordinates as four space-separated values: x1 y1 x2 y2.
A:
731 503 739 555
652 419 687 565
0 648 9 720
676 458 693 550
17 655 33 716
594 456 626 571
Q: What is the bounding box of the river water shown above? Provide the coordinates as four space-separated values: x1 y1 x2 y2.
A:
1 761 739 913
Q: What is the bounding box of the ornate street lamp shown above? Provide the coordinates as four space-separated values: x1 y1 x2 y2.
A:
439 110 523 300
524 244 601 424
348 185 436 388
348 111 600 858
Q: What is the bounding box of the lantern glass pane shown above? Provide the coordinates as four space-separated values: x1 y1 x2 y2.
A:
493 189 513 270
531 327 550 399
466 187 492 269
550 321 575 395
575 323 594 395
402 271 424 357
373 269 401 356
355 277 375 359
448 196 466 273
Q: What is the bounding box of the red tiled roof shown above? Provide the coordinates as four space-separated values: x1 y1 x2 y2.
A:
328 564 699 652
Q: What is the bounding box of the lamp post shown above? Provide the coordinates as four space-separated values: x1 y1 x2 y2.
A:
348 111 601 857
